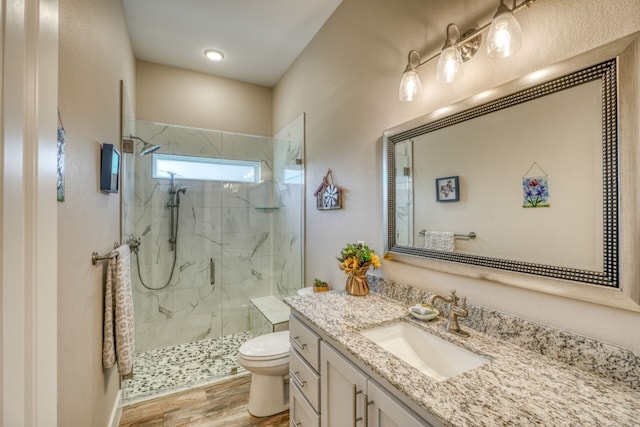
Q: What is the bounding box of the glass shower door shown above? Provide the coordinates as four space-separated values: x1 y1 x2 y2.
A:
219 132 276 341
120 116 304 402
121 121 228 400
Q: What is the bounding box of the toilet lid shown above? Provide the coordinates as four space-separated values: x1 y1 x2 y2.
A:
239 331 290 360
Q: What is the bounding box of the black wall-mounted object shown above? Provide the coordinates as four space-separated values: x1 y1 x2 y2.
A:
100 143 120 193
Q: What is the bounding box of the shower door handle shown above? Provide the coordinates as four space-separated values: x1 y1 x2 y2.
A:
210 257 215 286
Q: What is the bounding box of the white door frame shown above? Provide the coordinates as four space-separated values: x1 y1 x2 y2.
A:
1 0 58 425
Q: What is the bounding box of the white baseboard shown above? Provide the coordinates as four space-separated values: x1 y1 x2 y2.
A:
108 390 122 427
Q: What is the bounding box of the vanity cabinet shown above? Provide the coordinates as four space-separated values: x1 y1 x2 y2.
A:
320 341 427 427
289 315 321 427
320 341 367 426
291 383 320 427
290 314 320 371
290 314 431 427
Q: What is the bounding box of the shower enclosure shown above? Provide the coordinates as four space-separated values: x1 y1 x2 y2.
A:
120 117 304 401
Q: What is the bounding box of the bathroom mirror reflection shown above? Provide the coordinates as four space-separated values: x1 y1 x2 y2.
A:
384 59 619 288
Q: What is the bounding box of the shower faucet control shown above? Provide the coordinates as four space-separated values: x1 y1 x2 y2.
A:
126 234 141 254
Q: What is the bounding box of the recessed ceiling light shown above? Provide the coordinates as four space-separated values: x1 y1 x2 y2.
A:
204 49 224 61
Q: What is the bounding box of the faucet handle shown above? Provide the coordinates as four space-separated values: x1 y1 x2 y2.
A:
460 296 467 309
449 289 459 305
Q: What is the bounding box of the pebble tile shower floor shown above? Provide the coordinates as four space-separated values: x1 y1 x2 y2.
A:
122 331 253 403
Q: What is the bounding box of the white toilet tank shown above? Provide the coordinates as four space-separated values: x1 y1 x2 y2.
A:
297 287 314 296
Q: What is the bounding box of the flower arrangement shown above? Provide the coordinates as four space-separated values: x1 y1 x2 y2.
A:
337 243 381 276
338 243 381 296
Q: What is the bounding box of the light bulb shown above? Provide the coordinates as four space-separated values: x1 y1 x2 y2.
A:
204 49 224 61
399 69 422 102
436 46 463 83
487 8 522 59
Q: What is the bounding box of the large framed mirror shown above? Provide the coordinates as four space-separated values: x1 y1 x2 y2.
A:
383 32 640 310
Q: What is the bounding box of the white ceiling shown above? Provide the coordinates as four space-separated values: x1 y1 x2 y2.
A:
122 0 343 88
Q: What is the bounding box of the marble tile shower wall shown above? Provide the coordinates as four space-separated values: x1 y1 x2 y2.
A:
272 114 304 299
124 120 300 352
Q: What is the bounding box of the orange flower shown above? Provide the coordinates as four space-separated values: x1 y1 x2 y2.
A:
370 253 381 268
337 243 382 275
339 256 360 274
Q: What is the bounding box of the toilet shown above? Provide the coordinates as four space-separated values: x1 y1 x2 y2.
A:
297 286 314 295
237 288 312 417
237 330 290 417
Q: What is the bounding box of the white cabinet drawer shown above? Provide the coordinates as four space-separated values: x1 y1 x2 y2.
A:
290 382 320 427
290 315 320 371
290 346 320 411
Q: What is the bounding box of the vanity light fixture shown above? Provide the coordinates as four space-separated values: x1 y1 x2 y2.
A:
436 24 466 83
487 1 523 58
399 51 422 101
204 48 224 61
398 0 535 101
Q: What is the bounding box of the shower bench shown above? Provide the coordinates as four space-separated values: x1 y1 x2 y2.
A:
250 296 290 333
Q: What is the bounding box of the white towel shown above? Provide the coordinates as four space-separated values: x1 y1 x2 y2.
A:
424 231 455 252
102 244 135 377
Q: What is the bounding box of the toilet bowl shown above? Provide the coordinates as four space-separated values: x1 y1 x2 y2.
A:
237 330 290 417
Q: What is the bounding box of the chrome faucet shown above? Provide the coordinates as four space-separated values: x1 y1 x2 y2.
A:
424 289 469 337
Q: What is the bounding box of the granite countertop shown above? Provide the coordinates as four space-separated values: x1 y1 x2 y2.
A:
285 290 640 427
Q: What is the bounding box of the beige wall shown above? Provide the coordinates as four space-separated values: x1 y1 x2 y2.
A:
273 0 640 351
58 0 135 425
136 60 273 136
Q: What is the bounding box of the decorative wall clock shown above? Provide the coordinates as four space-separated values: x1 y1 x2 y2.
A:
314 169 342 210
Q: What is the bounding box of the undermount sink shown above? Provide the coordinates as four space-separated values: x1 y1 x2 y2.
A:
360 322 489 381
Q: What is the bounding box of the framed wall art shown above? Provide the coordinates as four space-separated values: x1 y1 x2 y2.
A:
522 162 550 208
314 169 342 210
57 109 66 202
436 176 459 202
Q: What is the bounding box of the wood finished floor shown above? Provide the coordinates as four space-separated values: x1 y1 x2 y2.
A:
119 374 289 427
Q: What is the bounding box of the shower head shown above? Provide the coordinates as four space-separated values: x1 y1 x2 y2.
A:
129 135 162 156
140 142 161 156
176 186 187 205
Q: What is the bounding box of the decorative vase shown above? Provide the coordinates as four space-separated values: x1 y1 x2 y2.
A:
345 266 370 296
314 285 329 293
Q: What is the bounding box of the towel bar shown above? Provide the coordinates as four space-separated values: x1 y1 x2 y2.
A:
418 230 476 240
92 242 121 266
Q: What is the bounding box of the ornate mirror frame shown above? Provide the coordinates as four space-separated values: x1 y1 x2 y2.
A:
383 32 640 312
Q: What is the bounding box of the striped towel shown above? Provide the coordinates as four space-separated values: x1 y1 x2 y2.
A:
103 244 135 377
